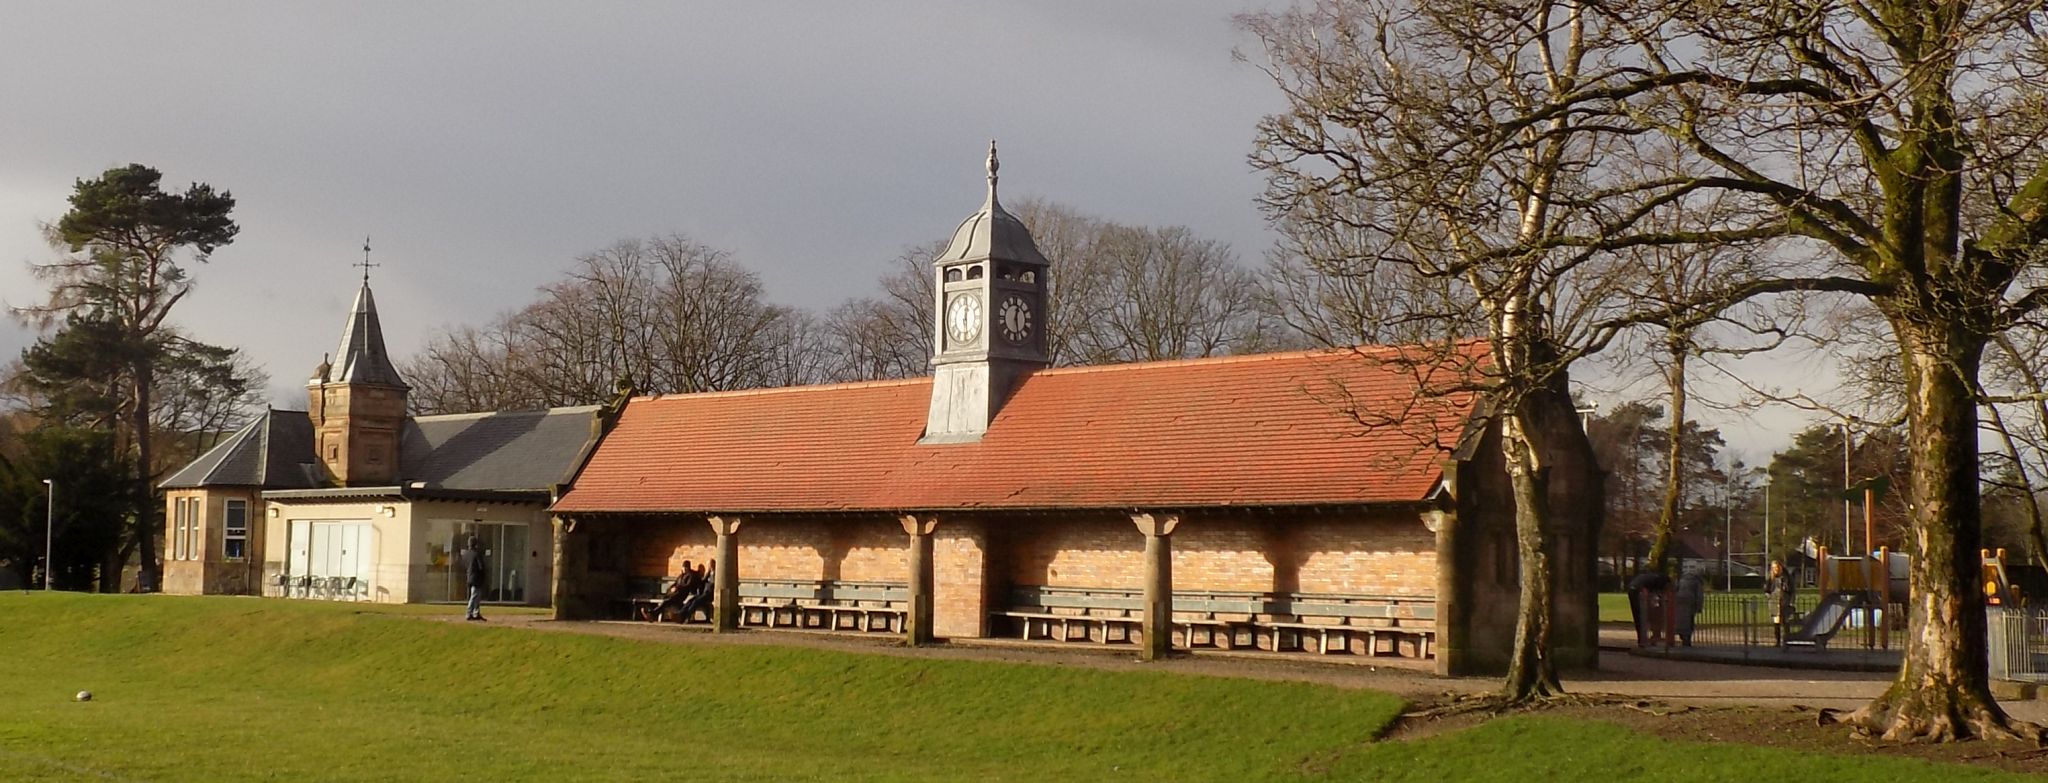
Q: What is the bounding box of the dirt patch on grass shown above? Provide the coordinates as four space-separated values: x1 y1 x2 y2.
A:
1387 696 2048 775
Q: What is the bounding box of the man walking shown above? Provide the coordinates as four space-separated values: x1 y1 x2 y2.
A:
464 535 488 621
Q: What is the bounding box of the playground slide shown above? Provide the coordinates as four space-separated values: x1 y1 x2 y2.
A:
1784 592 1860 648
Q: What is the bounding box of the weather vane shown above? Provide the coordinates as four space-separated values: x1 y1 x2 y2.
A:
355 235 379 285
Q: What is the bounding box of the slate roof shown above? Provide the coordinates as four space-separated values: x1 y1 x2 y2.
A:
160 410 324 489
399 405 602 491
552 343 1486 515
324 284 409 388
161 405 602 493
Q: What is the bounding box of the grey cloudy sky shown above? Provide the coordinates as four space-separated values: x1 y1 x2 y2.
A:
0 1 1830 457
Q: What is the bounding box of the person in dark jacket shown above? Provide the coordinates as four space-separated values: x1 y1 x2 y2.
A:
1765 560 1796 644
647 560 702 622
464 535 488 621
679 560 715 620
1626 569 1672 646
1675 569 1705 646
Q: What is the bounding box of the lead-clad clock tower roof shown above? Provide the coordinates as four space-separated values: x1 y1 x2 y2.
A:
922 142 1052 444
935 141 1050 268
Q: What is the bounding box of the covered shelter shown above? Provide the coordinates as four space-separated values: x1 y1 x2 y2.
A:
549 146 1600 674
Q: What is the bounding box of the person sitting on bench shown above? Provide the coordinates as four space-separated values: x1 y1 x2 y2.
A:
676 561 715 620
646 561 703 622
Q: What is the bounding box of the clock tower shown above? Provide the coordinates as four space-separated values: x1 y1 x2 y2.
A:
923 141 1051 443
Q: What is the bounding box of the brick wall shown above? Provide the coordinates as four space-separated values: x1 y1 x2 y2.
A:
1004 515 1141 589
836 519 909 582
998 511 1436 598
1174 521 1278 593
644 516 910 584
597 508 1437 638
1290 515 1436 596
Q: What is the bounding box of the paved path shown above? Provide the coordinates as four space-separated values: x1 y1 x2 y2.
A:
445 613 2046 722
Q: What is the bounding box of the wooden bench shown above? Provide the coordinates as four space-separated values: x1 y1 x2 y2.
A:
994 587 1269 648
799 582 910 633
1262 593 1436 658
994 586 1143 644
737 580 819 628
616 576 673 620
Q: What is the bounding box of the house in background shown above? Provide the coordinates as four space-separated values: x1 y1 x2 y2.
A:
160 280 602 605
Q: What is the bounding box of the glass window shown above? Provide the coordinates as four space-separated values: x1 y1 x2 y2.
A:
174 498 193 561
188 499 201 561
223 500 248 560
170 499 182 561
426 520 528 604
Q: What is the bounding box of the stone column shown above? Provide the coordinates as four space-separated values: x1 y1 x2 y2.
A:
1132 512 1181 661
550 515 576 621
900 514 937 646
708 515 743 632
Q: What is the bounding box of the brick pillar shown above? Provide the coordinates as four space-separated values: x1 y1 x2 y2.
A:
1133 512 1181 661
900 514 937 646
933 519 988 639
708 515 742 632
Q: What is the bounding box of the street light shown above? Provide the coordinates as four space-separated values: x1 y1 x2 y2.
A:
41 479 54 592
1724 468 1735 592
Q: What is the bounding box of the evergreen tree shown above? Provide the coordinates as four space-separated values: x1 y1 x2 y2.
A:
20 164 238 591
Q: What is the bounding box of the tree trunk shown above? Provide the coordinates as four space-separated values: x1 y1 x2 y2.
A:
1500 402 1564 703
1846 324 2043 742
132 361 159 593
1646 338 1687 575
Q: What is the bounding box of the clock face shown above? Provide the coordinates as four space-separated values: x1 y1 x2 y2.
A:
998 294 1033 344
945 293 983 345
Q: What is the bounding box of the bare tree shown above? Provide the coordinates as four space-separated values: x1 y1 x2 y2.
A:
1066 224 1267 363
404 234 815 412
1627 0 2048 741
815 243 940 383
1242 0 1652 703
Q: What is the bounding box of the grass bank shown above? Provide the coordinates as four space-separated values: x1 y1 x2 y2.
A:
0 593 2030 781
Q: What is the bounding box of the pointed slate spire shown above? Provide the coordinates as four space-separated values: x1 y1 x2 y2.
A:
327 283 409 388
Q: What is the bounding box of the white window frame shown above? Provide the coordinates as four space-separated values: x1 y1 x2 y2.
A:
172 498 189 561
222 499 249 561
184 498 200 561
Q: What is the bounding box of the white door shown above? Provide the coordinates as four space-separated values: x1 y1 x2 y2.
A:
303 521 374 601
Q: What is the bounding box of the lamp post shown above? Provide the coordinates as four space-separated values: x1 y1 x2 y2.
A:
41 479 54 592
1839 420 1853 555
1724 469 1735 592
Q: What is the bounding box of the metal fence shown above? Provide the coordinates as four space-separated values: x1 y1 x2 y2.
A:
1989 607 2048 683
1636 590 1904 651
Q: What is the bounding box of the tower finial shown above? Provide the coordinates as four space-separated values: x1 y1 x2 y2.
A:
986 139 999 204
355 235 379 286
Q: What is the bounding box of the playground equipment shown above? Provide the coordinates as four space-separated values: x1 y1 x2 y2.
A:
1982 548 2048 608
1789 546 1905 650
1783 591 1868 649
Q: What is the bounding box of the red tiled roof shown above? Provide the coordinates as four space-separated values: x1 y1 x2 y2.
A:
552 344 1485 514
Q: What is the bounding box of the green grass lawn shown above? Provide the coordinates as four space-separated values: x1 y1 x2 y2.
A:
1599 591 1633 623
0 593 2030 782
